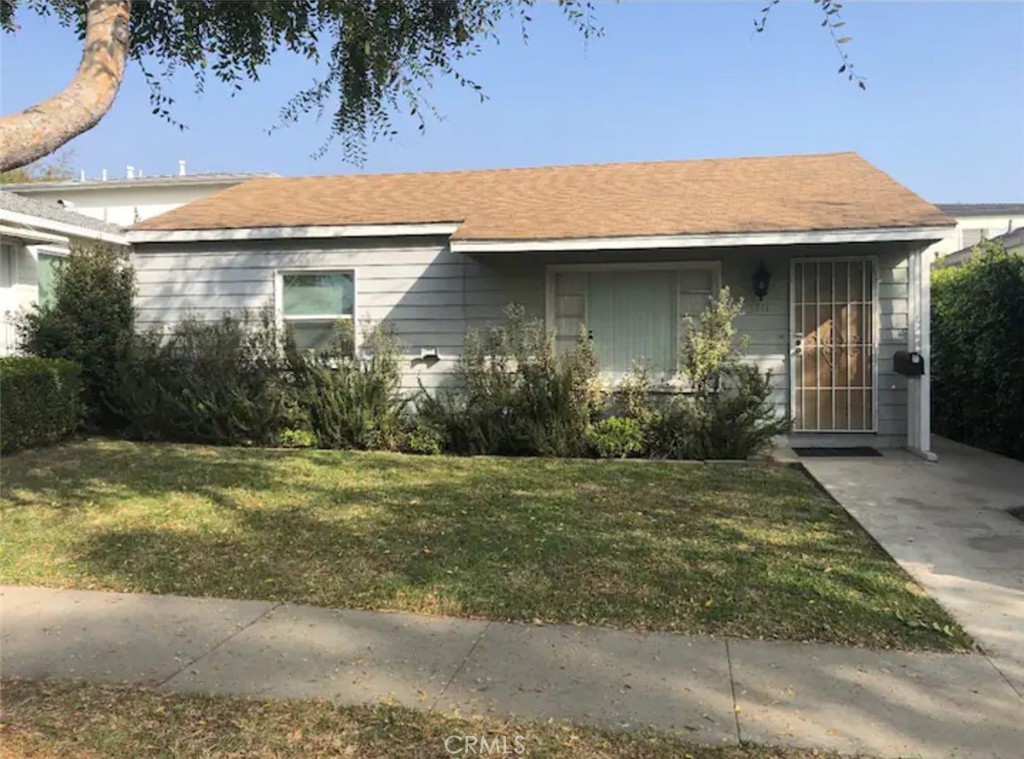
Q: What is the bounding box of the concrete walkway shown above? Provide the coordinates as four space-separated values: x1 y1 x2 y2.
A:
2 585 1020 759
801 436 1024 700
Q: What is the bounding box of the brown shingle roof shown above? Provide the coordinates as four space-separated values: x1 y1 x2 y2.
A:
132 152 952 239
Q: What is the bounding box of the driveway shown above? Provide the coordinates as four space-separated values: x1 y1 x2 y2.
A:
801 436 1024 698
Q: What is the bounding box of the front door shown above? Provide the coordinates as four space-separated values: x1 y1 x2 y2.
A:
791 259 875 432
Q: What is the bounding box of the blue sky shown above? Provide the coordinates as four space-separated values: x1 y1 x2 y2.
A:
2 1 1022 201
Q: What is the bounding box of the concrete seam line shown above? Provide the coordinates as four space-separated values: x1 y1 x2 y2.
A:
984 654 1024 701
724 638 742 745
155 601 283 689
430 620 492 711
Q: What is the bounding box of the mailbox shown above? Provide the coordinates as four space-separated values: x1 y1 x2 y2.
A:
894 350 925 377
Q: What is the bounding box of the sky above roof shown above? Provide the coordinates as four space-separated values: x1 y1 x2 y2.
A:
2 2 1022 202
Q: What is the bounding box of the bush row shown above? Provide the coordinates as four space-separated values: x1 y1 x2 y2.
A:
932 241 1024 460
0 356 82 453
13 245 790 460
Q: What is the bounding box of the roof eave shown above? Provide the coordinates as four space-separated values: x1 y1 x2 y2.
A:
449 224 955 253
0 208 129 245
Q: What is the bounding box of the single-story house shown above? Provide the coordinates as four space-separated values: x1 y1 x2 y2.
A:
0 190 129 355
128 152 954 457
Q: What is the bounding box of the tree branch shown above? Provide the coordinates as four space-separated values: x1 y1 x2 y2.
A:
0 0 131 172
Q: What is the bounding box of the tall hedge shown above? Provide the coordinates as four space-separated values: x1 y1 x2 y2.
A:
0 356 82 453
17 245 135 431
931 241 1024 460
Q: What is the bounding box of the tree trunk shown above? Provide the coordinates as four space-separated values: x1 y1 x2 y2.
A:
0 0 131 172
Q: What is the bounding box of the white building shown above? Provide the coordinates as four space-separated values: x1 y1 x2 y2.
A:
0 191 129 355
925 203 1024 262
3 162 273 226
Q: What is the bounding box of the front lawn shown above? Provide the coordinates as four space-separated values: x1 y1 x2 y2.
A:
0 439 968 650
0 678 849 759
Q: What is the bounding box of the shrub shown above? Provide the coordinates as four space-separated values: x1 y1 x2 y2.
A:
18 245 135 431
399 419 444 455
641 288 789 460
418 304 601 456
932 241 1024 460
0 356 82 453
117 311 300 446
585 416 645 459
279 428 317 448
287 323 408 450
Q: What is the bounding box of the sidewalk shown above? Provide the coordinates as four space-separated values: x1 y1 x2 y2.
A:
2 585 1020 759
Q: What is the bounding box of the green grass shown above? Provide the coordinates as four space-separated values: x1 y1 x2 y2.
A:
0 439 969 650
0 678 854 759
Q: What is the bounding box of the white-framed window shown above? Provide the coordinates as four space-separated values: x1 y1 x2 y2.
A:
275 269 356 353
37 252 64 309
547 262 721 384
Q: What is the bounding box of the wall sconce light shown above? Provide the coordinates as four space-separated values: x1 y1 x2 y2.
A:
752 261 771 301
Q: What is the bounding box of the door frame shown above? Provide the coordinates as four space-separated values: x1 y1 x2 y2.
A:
788 256 880 434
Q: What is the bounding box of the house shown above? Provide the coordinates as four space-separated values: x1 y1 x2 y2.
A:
924 203 1024 263
932 225 1024 268
128 152 953 457
0 190 129 355
4 162 274 226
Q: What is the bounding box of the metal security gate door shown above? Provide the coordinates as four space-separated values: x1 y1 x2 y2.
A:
791 259 876 432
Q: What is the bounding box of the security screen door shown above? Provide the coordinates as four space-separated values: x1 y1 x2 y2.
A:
791 259 875 432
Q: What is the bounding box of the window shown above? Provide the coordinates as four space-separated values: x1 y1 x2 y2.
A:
279 271 355 352
37 253 62 309
550 264 719 384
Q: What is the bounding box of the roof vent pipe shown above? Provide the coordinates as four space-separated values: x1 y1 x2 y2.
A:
178 160 187 176
101 168 108 181
126 165 135 179
79 170 86 182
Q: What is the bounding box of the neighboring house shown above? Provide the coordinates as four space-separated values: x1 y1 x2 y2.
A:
932 225 1024 268
4 162 273 226
0 190 128 355
924 203 1024 262
128 152 953 456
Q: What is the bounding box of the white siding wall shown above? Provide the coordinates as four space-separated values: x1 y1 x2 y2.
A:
16 183 241 226
1 242 45 355
133 238 914 445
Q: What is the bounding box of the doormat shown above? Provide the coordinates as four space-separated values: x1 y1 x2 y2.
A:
793 447 883 458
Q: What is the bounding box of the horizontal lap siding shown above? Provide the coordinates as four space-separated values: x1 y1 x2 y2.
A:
133 240 912 442
875 248 910 440
133 238 539 392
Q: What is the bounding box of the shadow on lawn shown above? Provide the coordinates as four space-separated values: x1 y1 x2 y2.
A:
2 440 970 650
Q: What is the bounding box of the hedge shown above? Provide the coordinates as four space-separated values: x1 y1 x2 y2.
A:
931 242 1024 460
0 356 82 453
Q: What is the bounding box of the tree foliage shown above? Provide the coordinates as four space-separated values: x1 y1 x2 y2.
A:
1 0 862 168
0 0 599 164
